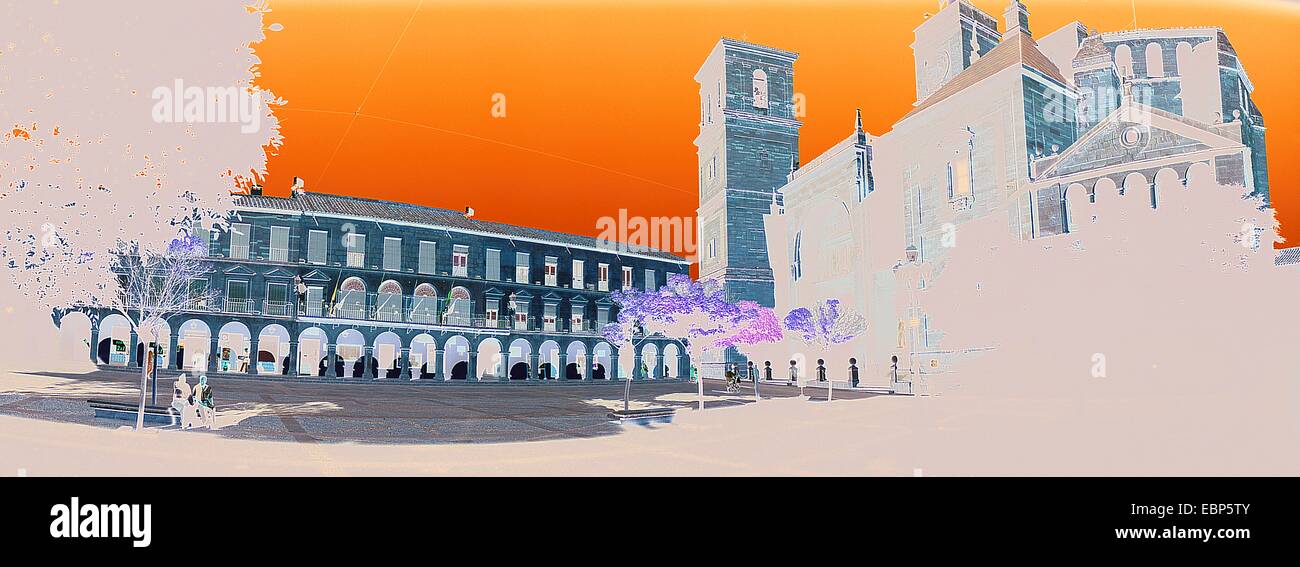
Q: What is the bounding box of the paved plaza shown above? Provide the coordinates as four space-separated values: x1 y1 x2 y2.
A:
0 369 874 445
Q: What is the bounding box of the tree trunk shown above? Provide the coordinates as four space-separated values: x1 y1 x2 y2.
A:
136 358 149 431
692 347 704 411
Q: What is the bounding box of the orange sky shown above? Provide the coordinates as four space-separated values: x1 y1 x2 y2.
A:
255 0 1300 248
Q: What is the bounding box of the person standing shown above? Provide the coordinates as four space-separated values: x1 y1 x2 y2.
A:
195 374 216 430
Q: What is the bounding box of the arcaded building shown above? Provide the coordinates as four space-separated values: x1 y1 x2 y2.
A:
87 189 690 382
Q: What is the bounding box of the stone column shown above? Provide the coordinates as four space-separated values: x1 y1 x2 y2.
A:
363 346 375 379
248 336 259 375
288 341 299 377
609 353 619 380
466 353 478 382
433 348 443 380
399 347 412 380
653 352 664 379
89 324 100 364
559 352 568 380
128 329 139 367
527 352 538 380
632 353 643 381
325 344 337 378
168 329 179 371
209 337 219 373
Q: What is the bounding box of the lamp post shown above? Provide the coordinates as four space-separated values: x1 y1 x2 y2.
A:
894 244 921 390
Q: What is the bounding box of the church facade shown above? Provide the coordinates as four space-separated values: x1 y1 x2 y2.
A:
697 0 1271 381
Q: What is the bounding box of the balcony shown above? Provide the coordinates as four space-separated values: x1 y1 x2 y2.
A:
194 291 609 335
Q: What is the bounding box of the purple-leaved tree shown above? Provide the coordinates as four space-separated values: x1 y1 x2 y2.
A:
605 274 783 409
784 299 866 400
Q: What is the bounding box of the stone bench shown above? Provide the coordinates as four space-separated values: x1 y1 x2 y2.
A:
87 399 176 426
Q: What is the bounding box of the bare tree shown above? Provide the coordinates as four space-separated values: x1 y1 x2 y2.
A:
105 234 216 430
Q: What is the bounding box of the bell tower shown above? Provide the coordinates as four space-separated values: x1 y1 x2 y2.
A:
694 38 801 307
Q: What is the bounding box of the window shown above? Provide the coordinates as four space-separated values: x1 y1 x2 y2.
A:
708 239 717 260
269 226 289 262
544 257 558 286
622 266 633 290
486 308 499 328
383 237 402 271
598 263 609 292
187 278 208 309
856 150 870 202
1145 43 1164 78
644 269 655 291
572 260 584 289
226 280 250 313
514 311 529 331
752 69 769 109
571 308 584 330
792 232 802 281
418 241 436 275
305 286 323 317
345 233 366 268
452 245 469 277
543 304 557 331
308 230 327 265
266 282 289 317
515 252 530 283
486 249 501 281
229 223 250 260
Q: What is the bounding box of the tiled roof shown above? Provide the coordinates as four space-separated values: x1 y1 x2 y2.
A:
235 192 689 263
1276 247 1300 267
901 32 1069 122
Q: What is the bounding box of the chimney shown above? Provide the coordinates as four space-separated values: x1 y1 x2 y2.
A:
1003 0 1031 39
464 206 476 218
290 176 305 197
250 183 263 196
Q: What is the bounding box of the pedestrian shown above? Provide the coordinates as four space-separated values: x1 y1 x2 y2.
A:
170 373 190 423
195 374 216 430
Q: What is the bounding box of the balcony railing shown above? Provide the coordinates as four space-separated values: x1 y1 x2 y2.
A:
184 292 609 334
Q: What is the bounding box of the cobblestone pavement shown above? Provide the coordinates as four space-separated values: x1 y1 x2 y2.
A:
0 369 874 444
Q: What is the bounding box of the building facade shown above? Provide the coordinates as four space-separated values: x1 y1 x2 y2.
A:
732 0 1273 379
86 190 691 382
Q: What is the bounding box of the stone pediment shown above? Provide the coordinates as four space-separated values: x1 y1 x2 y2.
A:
299 269 331 282
1037 103 1244 180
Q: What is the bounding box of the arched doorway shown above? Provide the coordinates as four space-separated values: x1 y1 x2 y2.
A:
475 337 503 380
298 327 327 376
663 343 681 378
538 340 560 380
374 331 402 378
410 333 435 379
640 343 659 379
376 280 403 322
565 341 586 379
96 313 132 366
444 335 470 379
336 277 367 319
508 338 532 380
216 321 251 373
592 342 612 380
336 328 366 378
56 311 92 363
411 283 438 324
257 324 290 375
135 319 171 371
176 319 211 371
444 286 472 326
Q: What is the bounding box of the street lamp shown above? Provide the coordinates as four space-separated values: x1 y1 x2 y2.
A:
898 244 921 392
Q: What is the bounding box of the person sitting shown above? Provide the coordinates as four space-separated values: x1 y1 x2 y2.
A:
170 374 190 424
